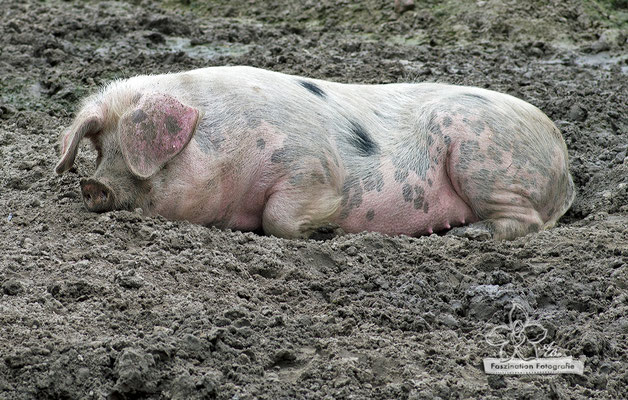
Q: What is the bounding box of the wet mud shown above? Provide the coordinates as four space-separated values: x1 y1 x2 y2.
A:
1 0 627 398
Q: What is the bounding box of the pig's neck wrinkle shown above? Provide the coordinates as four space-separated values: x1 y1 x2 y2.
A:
217 159 275 231
153 148 271 231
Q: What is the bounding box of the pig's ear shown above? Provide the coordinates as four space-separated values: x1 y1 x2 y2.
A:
119 93 199 179
55 107 103 175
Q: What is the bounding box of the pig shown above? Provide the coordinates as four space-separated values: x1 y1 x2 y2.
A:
55 66 575 240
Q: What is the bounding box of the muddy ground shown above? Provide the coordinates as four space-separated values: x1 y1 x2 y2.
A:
1 0 627 399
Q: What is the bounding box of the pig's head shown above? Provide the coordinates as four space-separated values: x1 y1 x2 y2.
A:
55 92 199 213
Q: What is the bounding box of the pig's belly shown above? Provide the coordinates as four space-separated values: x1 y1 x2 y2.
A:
337 165 478 236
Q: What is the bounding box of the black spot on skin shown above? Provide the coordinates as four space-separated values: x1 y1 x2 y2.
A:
195 119 225 152
429 120 442 137
311 172 326 184
366 209 375 221
342 176 359 197
458 140 481 170
348 121 379 157
243 110 262 128
363 171 384 192
423 201 429 214
349 184 363 210
340 176 361 218
427 178 433 187
431 126 442 137
133 117 157 142
470 120 485 136
402 183 413 202
299 80 326 98
394 169 409 183
256 138 266 149
132 109 147 124
413 185 424 210
271 148 294 164
165 115 180 135
317 156 332 181
443 135 451 146
443 116 452 127
289 173 304 186
427 134 434 147
487 145 503 164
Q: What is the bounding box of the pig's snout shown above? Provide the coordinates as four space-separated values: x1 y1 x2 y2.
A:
80 178 115 213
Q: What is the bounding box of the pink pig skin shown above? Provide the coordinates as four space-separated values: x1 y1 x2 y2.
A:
56 66 575 240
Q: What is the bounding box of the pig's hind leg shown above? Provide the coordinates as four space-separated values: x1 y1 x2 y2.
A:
448 217 542 241
446 140 571 241
446 175 547 241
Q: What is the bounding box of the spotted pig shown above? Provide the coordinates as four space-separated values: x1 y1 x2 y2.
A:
55 66 575 240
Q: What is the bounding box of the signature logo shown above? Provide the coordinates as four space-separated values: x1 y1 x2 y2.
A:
483 302 583 375
485 302 547 361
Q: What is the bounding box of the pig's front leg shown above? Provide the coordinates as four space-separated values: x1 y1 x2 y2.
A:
263 182 344 239
262 158 344 239
307 223 346 241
